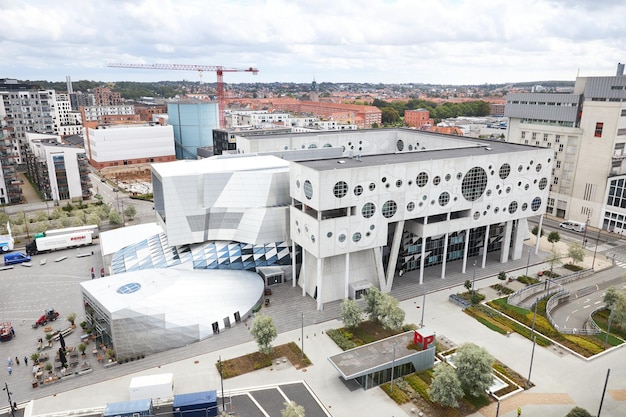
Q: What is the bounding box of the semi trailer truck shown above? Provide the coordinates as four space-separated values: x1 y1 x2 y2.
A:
26 230 93 255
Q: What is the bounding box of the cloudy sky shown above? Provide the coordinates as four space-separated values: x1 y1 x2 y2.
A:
1 0 625 85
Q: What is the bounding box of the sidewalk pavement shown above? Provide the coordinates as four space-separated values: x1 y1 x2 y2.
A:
22 241 626 417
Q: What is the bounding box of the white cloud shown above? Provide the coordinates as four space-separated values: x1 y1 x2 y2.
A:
0 0 624 84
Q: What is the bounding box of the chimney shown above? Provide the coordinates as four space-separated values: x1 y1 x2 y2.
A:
617 63 625 76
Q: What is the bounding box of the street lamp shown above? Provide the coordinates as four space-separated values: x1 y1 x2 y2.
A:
301 311 304 358
471 260 477 292
527 335 536 389
3 382 15 417
217 356 225 412
390 342 397 393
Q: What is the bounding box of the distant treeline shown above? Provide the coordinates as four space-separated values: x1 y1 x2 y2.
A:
372 98 492 125
19 80 180 100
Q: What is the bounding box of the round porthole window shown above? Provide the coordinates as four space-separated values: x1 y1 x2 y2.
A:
382 200 398 218
473 211 480 220
433 176 441 185
499 163 510 179
333 181 348 198
338 234 346 242
438 192 450 206
303 180 313 199
539 178 547 190
531 197 542 211
353 232 362 242
396 179 403 188
461 167 488 201
354 185 363 196
362 202 376 218
407 202 415 211
327 232 333 238
416 172 429 187
522 202 528 211
397 140 404 151
536 163 542 172
509 201 518 214
117 283 141 294
296 179 301 189
369 182 376 191
445 174 451 182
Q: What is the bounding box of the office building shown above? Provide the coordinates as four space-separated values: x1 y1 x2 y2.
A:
167 102 219 159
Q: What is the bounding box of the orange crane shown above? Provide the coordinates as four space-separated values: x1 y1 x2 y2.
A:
107 63 259 128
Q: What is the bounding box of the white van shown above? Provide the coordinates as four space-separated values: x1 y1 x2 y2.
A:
559 220 586 232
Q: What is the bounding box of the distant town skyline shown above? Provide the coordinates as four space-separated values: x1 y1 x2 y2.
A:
1 0 624 85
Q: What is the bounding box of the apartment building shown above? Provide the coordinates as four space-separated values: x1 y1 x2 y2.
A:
0 111 22 204
404 109 434 128
505 63 626 232
81 105 137 123
94 87 123 106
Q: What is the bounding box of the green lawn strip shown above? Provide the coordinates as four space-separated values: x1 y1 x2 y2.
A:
380 382 411 404
591 309 626 341
326 321 409 351
218 342 311 379
486 298 617 357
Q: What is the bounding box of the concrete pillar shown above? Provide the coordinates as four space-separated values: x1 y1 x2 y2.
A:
419 236 426 285
500 220 513 263
292 241 297 288
482 224 490 268
462 228 470 273
316 257 323 311
441 231 449 279
385 220 405 292
344 252 350 299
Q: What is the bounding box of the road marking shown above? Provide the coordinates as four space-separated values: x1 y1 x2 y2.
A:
566 316 570 322
572 309 579 314
583 305 591 309
594 301 602 305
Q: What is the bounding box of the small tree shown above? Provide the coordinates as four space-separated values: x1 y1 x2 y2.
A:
531 225 544 237
566 406 593 417
547 231 561 249
281 400 305 417
454 343 494 397
546 249 563 274
567 243 585 265
340 298 362 329
428 363 464 407
363 286 386 323
78 343 87 355
379 296 405 330
108 209 123 225
464 280 472 292
124 204 137 221
603 287 620 308
612 291 626 327
67 312 77 326
497 271 507 282
250 314 277 355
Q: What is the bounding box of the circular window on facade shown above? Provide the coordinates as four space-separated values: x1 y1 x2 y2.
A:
494 207 499 214
416 172 429 187
369 182 376 191
396 179 403 188
362 202 376 218
524 184 530 191
311 235 316 243
445 174 451 182
509 201 518 214
353 232 362 242
407 201 415 211
397 140 404 151
117 283 141 294
518 165 523 172
536 163 542 172
522 202 528 211
408 145 413 151
382 200 398 218
486 189 492 196
354 185 363 196
422 195 428 201
327 232 333 238
456 172 462 180
538 178 547 190
296 179 301 189
382 177 387 183
506 186 511 194
473 211 480 220
303 180 313 199
333 181 348 198
433 176 441 185
370 224 375 230
531 197 542 211
338 234 346 242
438 192 450 206
308 144 318 149
499 163 511 179
323 143 332 148
461 167 488 201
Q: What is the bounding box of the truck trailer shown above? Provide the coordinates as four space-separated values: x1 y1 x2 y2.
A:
26 231 93 255
0 222 15 253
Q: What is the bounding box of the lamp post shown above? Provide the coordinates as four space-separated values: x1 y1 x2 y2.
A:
471 260 477 292
598 368 611 417
592 227 602 269
3 382 15 417
218 356 225 412
390 342 397 393
527 335 536 388
420 293 426 328
301 311 304 358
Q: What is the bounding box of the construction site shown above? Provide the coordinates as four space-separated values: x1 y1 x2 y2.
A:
100 163 153 195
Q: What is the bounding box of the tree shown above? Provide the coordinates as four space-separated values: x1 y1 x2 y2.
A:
603 287 620 308
379 296 405 330
66 312 76 326
428 363 464 408
363 287 386 323
566 406 593 417
547 231 561 249
531 225 544 237
464 280 472 292
124 204 137 221
340 299 362 329
454 343 494 397
545 249 563 274
612 290 626 327
108 209 123 225
250 314 277 355
281 400 305 417
567 243 585 265
497 271 507 282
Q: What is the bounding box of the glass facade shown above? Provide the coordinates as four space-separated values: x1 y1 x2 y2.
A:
167 102 219 160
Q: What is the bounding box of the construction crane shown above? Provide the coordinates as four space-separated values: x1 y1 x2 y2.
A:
107 63 259 128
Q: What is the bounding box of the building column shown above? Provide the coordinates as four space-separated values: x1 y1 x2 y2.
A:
344 252 350 299
419 236 426 285
481 224 490 268
316 257 323 311
302 248 306 297
462 228 470 273
510 219 525 260
500 220 513 263
374 247 387 291
385 220 405 293
292 241 297 288
535 215 544 255
441 231 449 279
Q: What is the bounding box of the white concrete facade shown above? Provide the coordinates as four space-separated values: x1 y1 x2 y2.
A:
86 124 175 164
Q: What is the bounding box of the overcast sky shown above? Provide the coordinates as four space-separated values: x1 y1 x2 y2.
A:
1 0 625 85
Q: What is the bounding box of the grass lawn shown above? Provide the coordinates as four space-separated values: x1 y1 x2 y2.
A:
218 342 311 379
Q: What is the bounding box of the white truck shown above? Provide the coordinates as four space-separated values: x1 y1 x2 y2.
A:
26 230 93 255
129 373 174 401
0 222 15 253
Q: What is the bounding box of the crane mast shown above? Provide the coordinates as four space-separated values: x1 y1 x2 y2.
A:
107 63 259 128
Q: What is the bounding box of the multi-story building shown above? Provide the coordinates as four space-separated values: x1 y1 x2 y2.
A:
167 102 219 159
0 107 22 205
81 105 137 123
404 109 434 128
69 91 95 111
94 87 123 106
24 132 91 201
84 123 176 170
505 63 626 232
